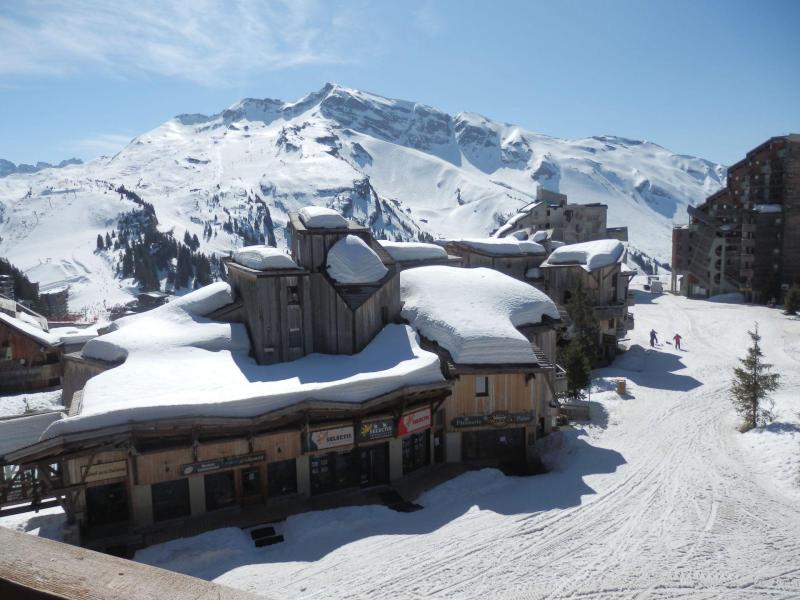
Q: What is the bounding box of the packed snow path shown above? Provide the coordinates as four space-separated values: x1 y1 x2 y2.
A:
138 287 800 599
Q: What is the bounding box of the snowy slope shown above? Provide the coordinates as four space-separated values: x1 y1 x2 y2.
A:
0 84 725 314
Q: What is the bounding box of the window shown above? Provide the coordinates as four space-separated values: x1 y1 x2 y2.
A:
204 471 236 511
287 285 300 305
241 467 263 500
85 482 128 527
402 432 430 474
267 459 297 497
475 376 489 397
151 479 190 522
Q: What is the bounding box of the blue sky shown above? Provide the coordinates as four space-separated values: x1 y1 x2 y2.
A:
1 0 798 166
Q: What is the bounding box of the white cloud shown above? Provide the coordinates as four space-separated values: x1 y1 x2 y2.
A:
0 0 356 85
67 133 134 158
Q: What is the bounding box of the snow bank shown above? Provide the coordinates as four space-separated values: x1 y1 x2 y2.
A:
455 238 545 256
298 206 349 229
16 311 45 330
327 235 388 284
378 240 447 262
50 322 107 346
44 324 443 438
400 266 559 364
81 282 244 363
542 239 624 271
0 312 61 347
531 230 549 242
233 245 298 270
0 389 63 418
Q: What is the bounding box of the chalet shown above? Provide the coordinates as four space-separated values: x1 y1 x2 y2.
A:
0 304 63 394
442 237 548 288
540 239 635 362
494 188 628 246
1 207 563 554
400 266 561 468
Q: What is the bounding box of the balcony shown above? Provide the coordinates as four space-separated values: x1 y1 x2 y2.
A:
554 364 567 396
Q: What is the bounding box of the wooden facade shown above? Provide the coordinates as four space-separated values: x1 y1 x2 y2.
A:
0 317 63 393
444 241 544 283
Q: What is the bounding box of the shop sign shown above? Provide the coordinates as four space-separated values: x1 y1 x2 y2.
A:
308 426 354 451
180 452 265 477
80 459 128 483
399 407 431 436
451 411 534 429
358 418 394 442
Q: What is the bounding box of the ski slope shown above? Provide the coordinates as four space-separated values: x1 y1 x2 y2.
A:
129 283 800 599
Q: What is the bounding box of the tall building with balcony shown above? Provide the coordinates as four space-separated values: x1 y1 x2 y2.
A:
673 134 800 302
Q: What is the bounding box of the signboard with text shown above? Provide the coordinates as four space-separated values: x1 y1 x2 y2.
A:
80 459 128 483
180 452 265 477
399 407 432 436
358 418 394 442
308 426 355 452
451 411 534 429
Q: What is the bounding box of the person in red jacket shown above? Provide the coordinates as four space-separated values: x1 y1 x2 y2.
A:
673 333 682 350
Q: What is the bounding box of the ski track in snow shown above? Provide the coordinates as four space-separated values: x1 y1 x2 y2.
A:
192 286 800 600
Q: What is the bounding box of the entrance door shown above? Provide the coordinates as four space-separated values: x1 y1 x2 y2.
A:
402 431 430 474
359 443 389 488
240 467 263 505
85 482 128 527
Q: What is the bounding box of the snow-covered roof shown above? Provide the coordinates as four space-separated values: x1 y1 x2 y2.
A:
378 241 447 262
531 230 549 243
327 235 389 284
451 238 546 256
43 324 443 440
0 412 64 457
233 245 298 271
0 389 64 419
754 204 783 214
49 322 107 346
541 239 625 272
400 266 559 365
0 312 61 347
82 281 245 363
298 206 349 229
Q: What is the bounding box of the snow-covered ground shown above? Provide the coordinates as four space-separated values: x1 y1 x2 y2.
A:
4 284 799 598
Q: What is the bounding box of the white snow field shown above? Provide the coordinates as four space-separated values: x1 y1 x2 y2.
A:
128 284 800 599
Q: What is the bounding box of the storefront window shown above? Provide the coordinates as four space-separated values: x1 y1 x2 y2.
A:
204 471 236 511
267 459 297 497
241 467 263 500
462 428 524 462
310 445 388 495
85 482 128 527
151 478 190 522
402 432 430 474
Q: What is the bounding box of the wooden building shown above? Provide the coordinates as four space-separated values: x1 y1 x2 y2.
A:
540 240 635 362
672 134 800 302
3 208 565 553
494 188 628 245
443 239 547 287
0 309 63 393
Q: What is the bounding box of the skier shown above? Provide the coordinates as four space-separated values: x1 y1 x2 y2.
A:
650 329 658 347
673 333 682 350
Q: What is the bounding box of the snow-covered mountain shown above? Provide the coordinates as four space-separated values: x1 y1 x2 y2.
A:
0 84 725 316
0 158 82 177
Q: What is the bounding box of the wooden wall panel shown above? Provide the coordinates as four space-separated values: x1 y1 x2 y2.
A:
135 448 193 486
444 373 534 431
252 431 301 463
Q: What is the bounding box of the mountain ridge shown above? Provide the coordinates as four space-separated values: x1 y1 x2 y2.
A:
0 84 726 316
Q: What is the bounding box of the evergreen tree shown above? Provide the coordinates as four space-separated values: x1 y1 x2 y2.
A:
561 338 592 401
731 323 780 431
96 234 105 250
784 286 800 315
105 232 112 248
566 282 600 363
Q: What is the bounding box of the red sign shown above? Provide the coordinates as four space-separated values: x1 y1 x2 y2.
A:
399 407 431 436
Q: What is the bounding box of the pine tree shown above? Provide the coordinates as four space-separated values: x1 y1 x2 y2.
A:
731 323 780 431
561 338 591 401
784 286 800 315
105 232 112 248
567 282 600 364
96 234 105 251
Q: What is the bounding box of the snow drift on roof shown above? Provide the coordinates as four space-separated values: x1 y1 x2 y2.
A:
233 246 298 271
42 324 443 439
298 206 349 229
454 238 546 256
327 235 388 284
400 266 559 364
0 312 61 347
81 282 245 363
0 412 64 457
50 322 107 346
531 230 549 243
542 239 625 271
378 241 447 262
